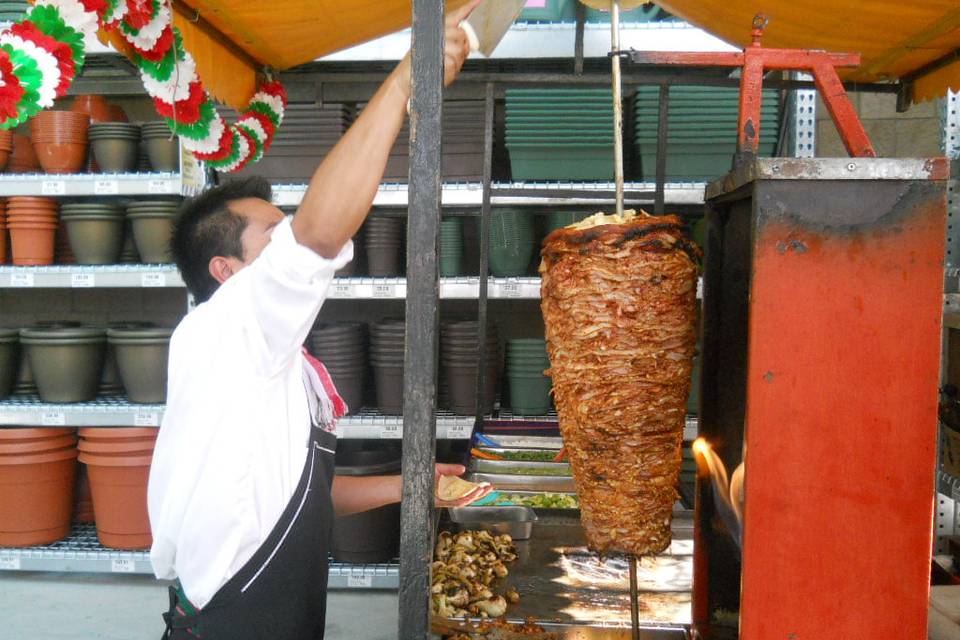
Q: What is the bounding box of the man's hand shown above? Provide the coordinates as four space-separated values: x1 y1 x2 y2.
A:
435 463 494 507
395 0 481 97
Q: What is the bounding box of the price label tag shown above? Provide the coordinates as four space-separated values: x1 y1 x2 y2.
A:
41 411 66 426
41 180 65 195
331 282 353 298
134 411 159 427
94 179 119 195
111 558 136 573
380 424 403 439
10 272 34 287
148 179 174 194
500 281 522 298
141 273 166 287
0 556 21 570
347 574 373 588
372 283 396 298
446 423 472 439
71 273 95 288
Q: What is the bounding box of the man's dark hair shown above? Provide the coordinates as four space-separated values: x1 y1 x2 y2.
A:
172 177 272 303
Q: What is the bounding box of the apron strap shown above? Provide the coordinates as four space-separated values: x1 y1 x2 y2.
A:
162 584 202 638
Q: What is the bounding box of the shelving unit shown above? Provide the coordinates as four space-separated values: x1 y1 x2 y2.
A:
0 523 400 587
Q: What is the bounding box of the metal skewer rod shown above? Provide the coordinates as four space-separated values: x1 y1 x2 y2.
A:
610 0 625 216
629 553 640 640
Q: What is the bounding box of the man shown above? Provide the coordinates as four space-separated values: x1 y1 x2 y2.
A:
151 3 489 637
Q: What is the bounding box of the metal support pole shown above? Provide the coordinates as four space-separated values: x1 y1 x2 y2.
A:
610 0 624 215
654 85 670 215
628 555 640 640
475 82 495 428
574 1 586 76
399 1 444 637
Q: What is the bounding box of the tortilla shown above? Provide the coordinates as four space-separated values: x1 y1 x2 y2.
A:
437 475 489 501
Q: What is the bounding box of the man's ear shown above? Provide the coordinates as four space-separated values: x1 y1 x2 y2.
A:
209 256 235 285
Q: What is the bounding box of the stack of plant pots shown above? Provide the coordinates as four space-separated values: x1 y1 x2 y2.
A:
332 449 401 562
13 321 80 396
0 129 12 171
31 110 90 174
441 321 499 415
106 327 172 403
364 217 403 277
0 329 18 400
490 208 535 277
60 203 125 265
308 323 365 413
7 133 40 173
19 326 106 402
140 122 180 172
0 199 7 264
126 200 180 263
78 428 156 549
440 218 464 277
541 211 590 238
7 196 59 265
119 220 140 263
54 222 76 264
0 427 78 546
369 319 406 414
505 339 553 415
89 123 141 172
100 322 152 396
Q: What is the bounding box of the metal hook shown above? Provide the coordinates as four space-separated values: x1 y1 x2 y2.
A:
752 13 769 30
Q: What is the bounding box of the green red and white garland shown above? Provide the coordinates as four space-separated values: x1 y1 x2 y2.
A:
0 0 286 172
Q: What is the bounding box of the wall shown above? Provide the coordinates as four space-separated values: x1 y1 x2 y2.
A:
816 92 942 158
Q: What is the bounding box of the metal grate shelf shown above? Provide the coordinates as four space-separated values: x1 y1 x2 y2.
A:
0 265 183 288
0 523 399 588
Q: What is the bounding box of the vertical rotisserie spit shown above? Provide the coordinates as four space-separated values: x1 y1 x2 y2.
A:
540 210 700 555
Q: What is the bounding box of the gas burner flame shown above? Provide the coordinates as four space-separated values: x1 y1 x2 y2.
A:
692 437 744 549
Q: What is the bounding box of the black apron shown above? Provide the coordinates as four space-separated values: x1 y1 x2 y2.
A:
162 426 337 639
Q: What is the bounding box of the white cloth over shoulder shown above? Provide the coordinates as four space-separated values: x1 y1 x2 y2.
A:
148 217 352 609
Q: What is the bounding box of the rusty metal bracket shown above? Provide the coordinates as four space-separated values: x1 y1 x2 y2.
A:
626 15 877 160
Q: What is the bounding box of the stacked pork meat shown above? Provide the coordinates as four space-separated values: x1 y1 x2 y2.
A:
540 210 700 556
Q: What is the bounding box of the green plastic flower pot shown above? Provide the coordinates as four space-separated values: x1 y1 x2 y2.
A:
0 329 18 401
508 373 553 415
19 328 107 403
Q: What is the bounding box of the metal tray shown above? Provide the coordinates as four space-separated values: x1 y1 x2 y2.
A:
477 434 564 449
448 506 538 540
467 472 578 493
470 458 572 476
476 447 564 463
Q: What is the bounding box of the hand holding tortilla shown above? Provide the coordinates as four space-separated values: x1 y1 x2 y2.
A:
436 472 493 507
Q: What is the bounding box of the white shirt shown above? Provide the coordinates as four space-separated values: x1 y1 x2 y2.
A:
148 218 353 609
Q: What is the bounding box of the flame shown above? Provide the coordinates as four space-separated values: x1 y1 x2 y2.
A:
691 437 744 549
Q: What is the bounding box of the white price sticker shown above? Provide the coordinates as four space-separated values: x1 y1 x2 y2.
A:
331 282 353 298
41 411 66 426
71 273 95 288
0 556 21 570
111 558 136 573
94 179 119 195
141 273 166 287
41 180 65 195
372 283 396 298
10 272 34 287
347 575 373 588
446 424 472 439
134 412 159 427
380 424 403 439
148 179 174 194
500 281 522 298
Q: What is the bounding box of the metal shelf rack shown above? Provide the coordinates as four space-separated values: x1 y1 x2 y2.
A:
0 523 399 588
0 265 184 288
0 172 188 197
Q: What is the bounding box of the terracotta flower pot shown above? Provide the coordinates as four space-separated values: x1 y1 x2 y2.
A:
73 464 95 523
7 134 40 173
0 433 77 455
0 223 8 265
79 451 152 550
78 427 159 442
70 95 112 123
33 142 89 174
0 427 76 442
78 438 155 455
0 447 78 546
9 225 56 265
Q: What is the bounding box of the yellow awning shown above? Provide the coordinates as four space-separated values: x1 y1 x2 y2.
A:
105 1 959 108
655 0 960 102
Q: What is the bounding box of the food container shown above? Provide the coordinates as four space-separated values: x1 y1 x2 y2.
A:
448 506 537 540
483 489 580 517
466 472 577 493
476 447 563 463
475 434 564 449
469 458 571 476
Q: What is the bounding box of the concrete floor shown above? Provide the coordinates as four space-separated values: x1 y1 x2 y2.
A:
0 573 399 639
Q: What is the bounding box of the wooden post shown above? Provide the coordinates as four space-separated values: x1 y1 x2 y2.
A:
399 1 444 637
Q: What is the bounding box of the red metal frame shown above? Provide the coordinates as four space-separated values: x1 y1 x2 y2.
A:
629 15 877 158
